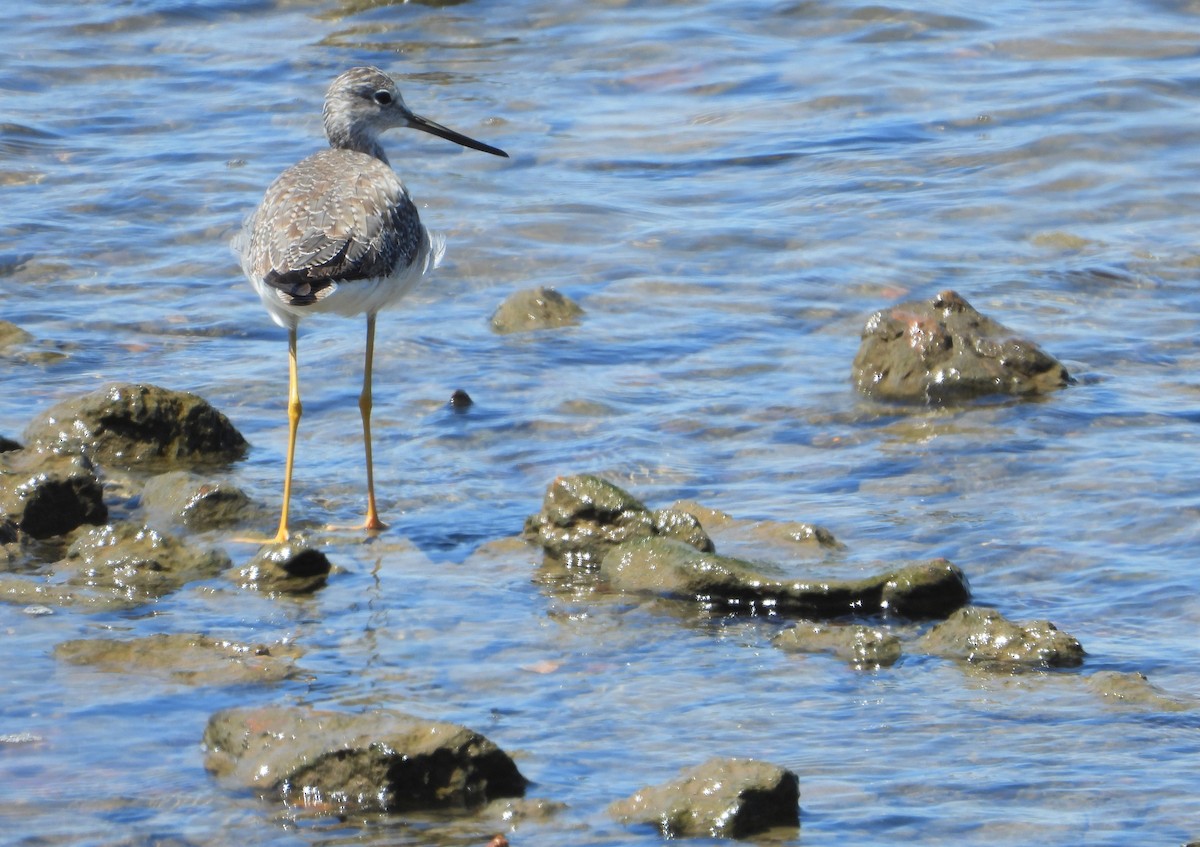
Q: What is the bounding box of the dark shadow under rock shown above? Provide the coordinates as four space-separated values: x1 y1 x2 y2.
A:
141 470 259 531
0 450 107 539
773 621 903 669
23 383 247 470
917 605 1084 671
490 287 583 334
600 536 969 620
610 757 799 839
203 706 527 814
233 536 331 595
55 632 304 685
852 289 1071 402
523 474 713 569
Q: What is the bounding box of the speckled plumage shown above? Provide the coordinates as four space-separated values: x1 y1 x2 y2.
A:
233 66 506 542
237 67 444 328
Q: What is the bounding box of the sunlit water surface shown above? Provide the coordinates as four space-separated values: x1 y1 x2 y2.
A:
3 0 1200 844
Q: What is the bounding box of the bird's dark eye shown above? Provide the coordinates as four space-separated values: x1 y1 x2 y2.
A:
373 89 393 105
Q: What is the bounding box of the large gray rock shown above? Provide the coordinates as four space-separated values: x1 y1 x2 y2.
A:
24 383 247 469
140 470 256 531
490 287 583 334
523 475 713 568
601 537 969 620
203 706 527 813
852 290 1070 402
0 450 107 539
917 606 1084 670
610 757 799 839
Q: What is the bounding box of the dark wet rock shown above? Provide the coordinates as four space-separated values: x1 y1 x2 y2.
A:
918 606 1084 670
0 436 20 453
55 632 304 685
61 523 230 606
1085 671 1194 711
23 383 248 469
490 286 583 334
203 706 527 813
449 388 473 411
610 757 799 839
852 290 1071 402
773 621 903 669
141 471 255 531
0 450 107 539
233 536 331 594
601 537 969 620
523 475 713 568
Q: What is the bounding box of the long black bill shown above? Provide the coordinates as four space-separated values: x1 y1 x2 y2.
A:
408 112 509 158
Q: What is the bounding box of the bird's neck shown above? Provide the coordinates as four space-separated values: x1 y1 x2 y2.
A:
324 121 390 165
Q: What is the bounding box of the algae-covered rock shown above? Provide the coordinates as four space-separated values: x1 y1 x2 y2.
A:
233 536 331 595
490 287 583 334
600 537 969 620
1085 671 1194 711
523 475 713 568
610 757 799 839
918 606 1084 670
773 621 902 669
0 450 107 539
60 523 231 606
55 632 303 685
203 706 527 813
24 383 247 469
141 471 255 531
852 290 1070 402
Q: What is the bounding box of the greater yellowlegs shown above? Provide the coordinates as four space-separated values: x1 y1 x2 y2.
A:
236 66 507 542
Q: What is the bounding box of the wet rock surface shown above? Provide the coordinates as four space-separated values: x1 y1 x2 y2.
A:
523 474 713 568
600 536 969 620
0 450 107 539
610 757 800 839
203 706 527 813
140 471 256 531
55 632 304 685
773 621 903 669
24 382 247 469
490 286 583 334
233 535 332 595
1085 671 1194 711
852 290 1071 402
58 523 231 607
917 605 1085 670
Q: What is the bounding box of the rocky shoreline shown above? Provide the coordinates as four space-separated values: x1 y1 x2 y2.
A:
0 295 1189 842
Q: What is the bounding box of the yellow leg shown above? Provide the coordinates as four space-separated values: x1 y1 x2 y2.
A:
274 325 301 543
360 313 387 532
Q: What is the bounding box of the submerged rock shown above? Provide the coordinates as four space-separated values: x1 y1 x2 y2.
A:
917 606 1084 670
55 632 303 685
0 450 107 539
600 537 969 620
773 621 903 669
203 706 527 813
233 536 331 595
140 470 255 531
491 287 583 334
1085 671 1194 711
852 290 1071 402
523 474 713 568
24 383 247 469
60 523 230 606
610 757 799 839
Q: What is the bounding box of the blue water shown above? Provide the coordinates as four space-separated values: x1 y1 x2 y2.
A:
3 0 1200 844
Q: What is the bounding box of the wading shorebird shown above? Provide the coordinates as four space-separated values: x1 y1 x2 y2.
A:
235 66 507 542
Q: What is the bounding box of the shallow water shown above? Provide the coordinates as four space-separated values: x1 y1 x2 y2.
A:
4 0 1200 844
